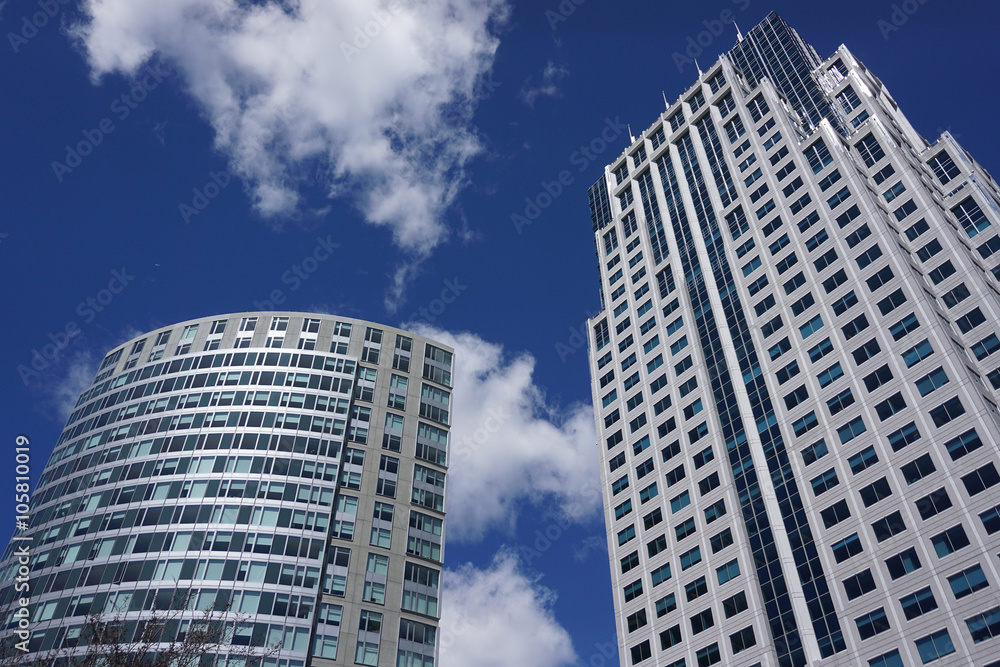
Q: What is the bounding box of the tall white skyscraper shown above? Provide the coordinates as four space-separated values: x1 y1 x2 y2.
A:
588 12 1000 667
0 312 452 667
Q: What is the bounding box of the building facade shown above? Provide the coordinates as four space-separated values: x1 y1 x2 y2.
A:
587 13 1000 667
0 312 452 667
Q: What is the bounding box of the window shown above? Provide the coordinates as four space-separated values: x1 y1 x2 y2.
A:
861 479 894 509
876 288 907 316
626 609 647 633
901 453 936 484
802 439 828 465
856 133 886 167
670 491 691 514
833 533 864 563
792 412 819 437
793 411 819 437
841 314 869 340
885 547 921 579
655 593 677 617
776 253 799 276
856 607 890 640
827 388 855 416
872 512 906 542
834 205 862 232
785 385 809 410
783 271 806 295
914 629 955 663
730 626 756 654
704 499 726 524
929 150 960 184
798 210 820 232
806 229 830 252
711 528 734 553
686 608 716 640
651 563 671 586
800 314 824 339
929 397 965 427
888 313 919 341
852 338 881 366
962 463 1000 496
716 559 740 585
693 446 714 469
982 505 1000 534
956 307 987 333
675 518 696 541
948 564 989 599
659 624 681 649
845 224 872 249
805 139 833 173
680 547 702 570
866 267 895 294
874 392 906 421
978 235 1000 259
827 186 852 209
931 524 970 557
832 291 858 316
900 587 938 620
917 238 944 263
818 363 844 388
848 446 879 474
821 499 851 528
915 488 952 520
928 260 956 285
776 359 800 384
823 269 848 293
944 429 982 460
629 639 650 664
838 416 867 444
843 569 876 600
698 472 720 495
902 339 934 368
953 197 990 238
966 606 1000 644
791 292 815 316
856 244 883 270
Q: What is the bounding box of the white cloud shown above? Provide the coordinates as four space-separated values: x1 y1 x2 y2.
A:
519 60 568 107
409 325 601 542
71 0 509 301
440 551 577 667
49 351 99 422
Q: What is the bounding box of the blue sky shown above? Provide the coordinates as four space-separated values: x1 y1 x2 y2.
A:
2 0 999 663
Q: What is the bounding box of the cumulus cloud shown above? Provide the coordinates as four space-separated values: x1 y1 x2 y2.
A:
49 351 100 422
409 325 600 542
71 0 509 303
519 60 568 107
440 551 577 667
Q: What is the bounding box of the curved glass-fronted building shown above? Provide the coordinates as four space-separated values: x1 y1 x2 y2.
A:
0 312 452 667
